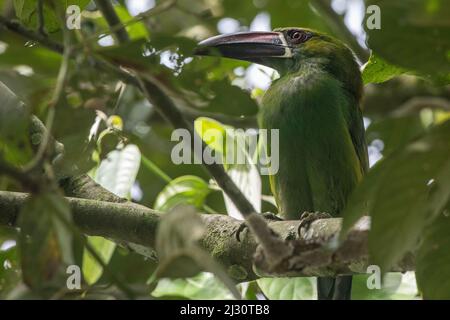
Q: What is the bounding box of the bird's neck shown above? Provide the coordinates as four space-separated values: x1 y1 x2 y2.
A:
281 55 363 103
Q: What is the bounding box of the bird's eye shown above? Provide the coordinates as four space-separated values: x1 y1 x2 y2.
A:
288 30 311 44
291 32 302 40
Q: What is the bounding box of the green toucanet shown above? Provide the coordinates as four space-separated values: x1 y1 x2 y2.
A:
196 28 368 300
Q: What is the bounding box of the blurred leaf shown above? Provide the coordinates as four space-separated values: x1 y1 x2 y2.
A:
52 103 96 177
352 272 418 299
416 212 450 299
0 33 61 75
13 0 59 33
95 144 141 198
154 205 206 278
83 144 141 285
0 81 32 165
342 120 450 270
222 0 331 34
366 115 425 157
13 0 90 33
194 117 228 154
18 192 74 291
152 272 234 300
207 80 258 117
362 54 407 84
82 236 117 285
154 205 240 298
223 163 261 220
154 175 211 212
194 117 261 219
114 5 148 40
257 277 316 300
365 0 450 78
223 129 261 220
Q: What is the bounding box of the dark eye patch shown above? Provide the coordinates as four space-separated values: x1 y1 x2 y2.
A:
287 30 312 44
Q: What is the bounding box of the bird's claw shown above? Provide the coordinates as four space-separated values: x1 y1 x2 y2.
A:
234 212 283 242
298 211 332 234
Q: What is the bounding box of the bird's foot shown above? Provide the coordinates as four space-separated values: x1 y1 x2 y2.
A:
235 212 283 242
298 211 332 234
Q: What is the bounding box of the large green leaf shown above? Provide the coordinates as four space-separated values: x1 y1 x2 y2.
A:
95 144 141 198
362 54 408 84
18 192 74 291
257 277 316 300
0 33 62 75
194 117 228 155
342 121 450 270
154 206 240 298
154 175 211 212
13 0 90 33
82 144 141 285
416 212 450 299
365 0 450 77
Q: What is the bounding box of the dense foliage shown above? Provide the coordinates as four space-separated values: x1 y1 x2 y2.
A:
0 0 449 300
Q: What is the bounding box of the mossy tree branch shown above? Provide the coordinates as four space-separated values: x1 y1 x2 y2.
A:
0 190 415 282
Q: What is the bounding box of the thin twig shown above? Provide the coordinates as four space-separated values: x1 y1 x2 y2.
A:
23 14 72 173
37 0 46 36
94 0 130 43
91 0 176 44
0 16 64 53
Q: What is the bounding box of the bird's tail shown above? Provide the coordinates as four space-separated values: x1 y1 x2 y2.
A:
317 276 352 300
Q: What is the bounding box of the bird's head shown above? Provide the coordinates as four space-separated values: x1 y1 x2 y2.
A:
196 27 362 98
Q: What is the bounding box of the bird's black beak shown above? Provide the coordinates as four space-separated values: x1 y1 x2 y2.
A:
195 31 292 63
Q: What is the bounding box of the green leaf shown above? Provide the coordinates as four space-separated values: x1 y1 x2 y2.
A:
362 54 407 84
18 192 74 291
83 144 141 284
13 0 90 33
154 175 211 212
52 103 96 177
95 144 141 198
366 115 425 158
342 121 450 270
194 117 228 155
206 80 259 117
222 128 262 220
365 0 450 78
152 272 234 300
154 206 240 298
0 33 61 75
154 205 206 279
257 277 316 300
0 81 32 165
82 236 117 285
416 212 450 299
194 117 262 219
114 5 148 40
13 0 59 33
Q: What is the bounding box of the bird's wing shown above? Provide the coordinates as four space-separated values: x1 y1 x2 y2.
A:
347 103 369 176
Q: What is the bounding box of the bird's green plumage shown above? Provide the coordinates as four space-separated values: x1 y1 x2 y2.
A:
196 27 368 300
259 57 366 219
259 29 368 299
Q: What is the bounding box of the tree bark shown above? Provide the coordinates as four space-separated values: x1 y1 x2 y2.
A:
0 190 415 282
